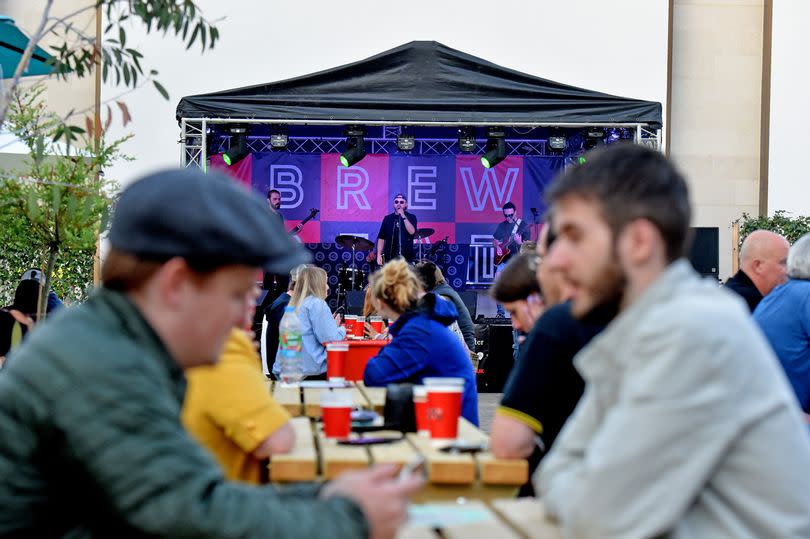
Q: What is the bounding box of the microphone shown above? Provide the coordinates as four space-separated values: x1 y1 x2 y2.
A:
530 207 538 215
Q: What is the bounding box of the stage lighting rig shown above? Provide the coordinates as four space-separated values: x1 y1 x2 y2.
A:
547 132 567 151
222 126 249 166
340 126 366 167
481 128 506 169
270 126 288 149
397 133 415 151
458 127 476 152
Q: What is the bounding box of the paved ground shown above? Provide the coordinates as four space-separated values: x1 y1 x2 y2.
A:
477 392 502 434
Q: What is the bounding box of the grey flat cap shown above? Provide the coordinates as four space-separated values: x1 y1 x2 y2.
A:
108 168 310 273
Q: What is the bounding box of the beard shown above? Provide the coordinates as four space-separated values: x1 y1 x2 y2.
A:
571 251 626 321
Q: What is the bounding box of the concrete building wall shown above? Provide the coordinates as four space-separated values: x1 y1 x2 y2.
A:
669 0 764 279
768 0 810 217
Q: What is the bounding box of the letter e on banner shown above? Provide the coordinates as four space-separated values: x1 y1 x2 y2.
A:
407 166 437 211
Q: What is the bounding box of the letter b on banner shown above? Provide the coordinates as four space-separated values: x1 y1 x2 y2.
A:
270 165 304 209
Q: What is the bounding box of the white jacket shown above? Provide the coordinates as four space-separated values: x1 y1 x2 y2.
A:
536 260 810 539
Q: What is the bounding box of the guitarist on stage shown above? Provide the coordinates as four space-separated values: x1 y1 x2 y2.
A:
492 201 532 317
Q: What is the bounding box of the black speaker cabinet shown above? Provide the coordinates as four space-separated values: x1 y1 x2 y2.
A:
688 227 719 279
475 322 515 393
459 290 478 320
345 291 366 316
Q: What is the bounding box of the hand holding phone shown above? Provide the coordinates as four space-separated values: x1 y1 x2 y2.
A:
398 455 426 481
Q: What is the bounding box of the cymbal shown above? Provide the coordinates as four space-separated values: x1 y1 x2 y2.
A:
414 228 435 239
335 234 374 251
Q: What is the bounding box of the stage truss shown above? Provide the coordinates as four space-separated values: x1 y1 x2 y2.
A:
179 119 662 171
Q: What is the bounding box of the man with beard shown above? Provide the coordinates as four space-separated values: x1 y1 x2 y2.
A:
490 221 607 497
267 189 284 225
535 144 810 538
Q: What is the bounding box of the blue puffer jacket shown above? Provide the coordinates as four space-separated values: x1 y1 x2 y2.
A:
363 293 479 426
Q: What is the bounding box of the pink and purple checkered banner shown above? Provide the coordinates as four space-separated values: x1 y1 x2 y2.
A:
216 152 563 244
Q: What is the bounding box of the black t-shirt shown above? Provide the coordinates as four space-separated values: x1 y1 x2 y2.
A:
492 219 532 264
377 212 417 262
499 302 606 453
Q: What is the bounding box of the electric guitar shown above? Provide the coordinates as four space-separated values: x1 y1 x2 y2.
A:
494 233 524 265
289 208 319 236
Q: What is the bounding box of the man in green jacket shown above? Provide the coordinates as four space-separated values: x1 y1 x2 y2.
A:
0 168 422 539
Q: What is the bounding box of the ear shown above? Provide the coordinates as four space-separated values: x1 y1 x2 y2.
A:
618 219 659 266
156 257 193 311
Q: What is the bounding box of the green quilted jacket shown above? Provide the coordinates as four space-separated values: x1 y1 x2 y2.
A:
0 289 368 538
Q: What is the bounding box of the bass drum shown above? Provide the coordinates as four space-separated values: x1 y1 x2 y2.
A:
338 267 366 291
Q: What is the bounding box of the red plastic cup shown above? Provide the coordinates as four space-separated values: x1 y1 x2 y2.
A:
321 389 352 439
369 316 384 335
344 315 356 336
412 385 429 435
424 377 465 440
353 316 366 339
326 342 349 382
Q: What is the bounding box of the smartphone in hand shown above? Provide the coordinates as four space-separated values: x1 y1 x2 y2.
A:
398 455 426 481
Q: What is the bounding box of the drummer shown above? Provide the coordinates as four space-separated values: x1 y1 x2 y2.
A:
376 193 418 265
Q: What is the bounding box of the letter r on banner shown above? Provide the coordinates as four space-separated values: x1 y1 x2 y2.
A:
270 165 304 209
407 166 437 210
337 167 371 210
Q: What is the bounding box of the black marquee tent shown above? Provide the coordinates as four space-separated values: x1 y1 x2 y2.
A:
176 40 662 128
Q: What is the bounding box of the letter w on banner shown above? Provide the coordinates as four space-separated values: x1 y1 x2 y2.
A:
454 155 523 223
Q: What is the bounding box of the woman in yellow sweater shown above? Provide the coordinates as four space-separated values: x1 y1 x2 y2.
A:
182 286 294 483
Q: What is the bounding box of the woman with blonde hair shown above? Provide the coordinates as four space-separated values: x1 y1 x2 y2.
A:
272 266 345 380
363 259 478 425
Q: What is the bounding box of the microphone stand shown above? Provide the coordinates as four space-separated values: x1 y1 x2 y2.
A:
395 213 402 260
530 208 540 242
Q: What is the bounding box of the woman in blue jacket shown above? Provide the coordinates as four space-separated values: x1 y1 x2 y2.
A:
363 259 479 426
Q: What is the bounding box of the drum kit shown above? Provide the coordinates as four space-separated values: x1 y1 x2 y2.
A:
333 227 436 294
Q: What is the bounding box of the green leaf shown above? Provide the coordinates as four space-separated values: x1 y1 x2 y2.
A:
153 80 169 100
186 22 199 50
119 26 126 47
52 185 63 214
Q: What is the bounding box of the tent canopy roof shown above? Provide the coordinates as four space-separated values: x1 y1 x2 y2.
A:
176 41 662 128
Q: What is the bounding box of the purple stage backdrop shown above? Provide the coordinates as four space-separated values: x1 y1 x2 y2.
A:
249 152 563 244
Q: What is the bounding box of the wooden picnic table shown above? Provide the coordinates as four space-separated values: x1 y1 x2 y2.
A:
398 498 564 539
267 382 529 502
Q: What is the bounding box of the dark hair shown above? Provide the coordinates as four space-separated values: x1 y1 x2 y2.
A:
545 143 691 262
12 280 41 319
490 252 541 303
267 189 280 199
414 260 438 291
502 202 516 212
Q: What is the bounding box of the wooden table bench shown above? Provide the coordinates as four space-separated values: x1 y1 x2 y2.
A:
398 498 563 539
268 382 528 502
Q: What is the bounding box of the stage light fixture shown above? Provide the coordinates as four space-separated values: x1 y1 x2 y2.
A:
222 127 249 166
458 127 476 152
397 133 415 151
481 129 506 169
270 128 288 149
340 126 366 167
548 134 567 151
586 127 605 139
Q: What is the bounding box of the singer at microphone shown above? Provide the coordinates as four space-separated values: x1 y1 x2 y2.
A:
376 193 418 265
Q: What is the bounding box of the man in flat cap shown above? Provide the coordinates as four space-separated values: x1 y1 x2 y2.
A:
0 169 422 539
